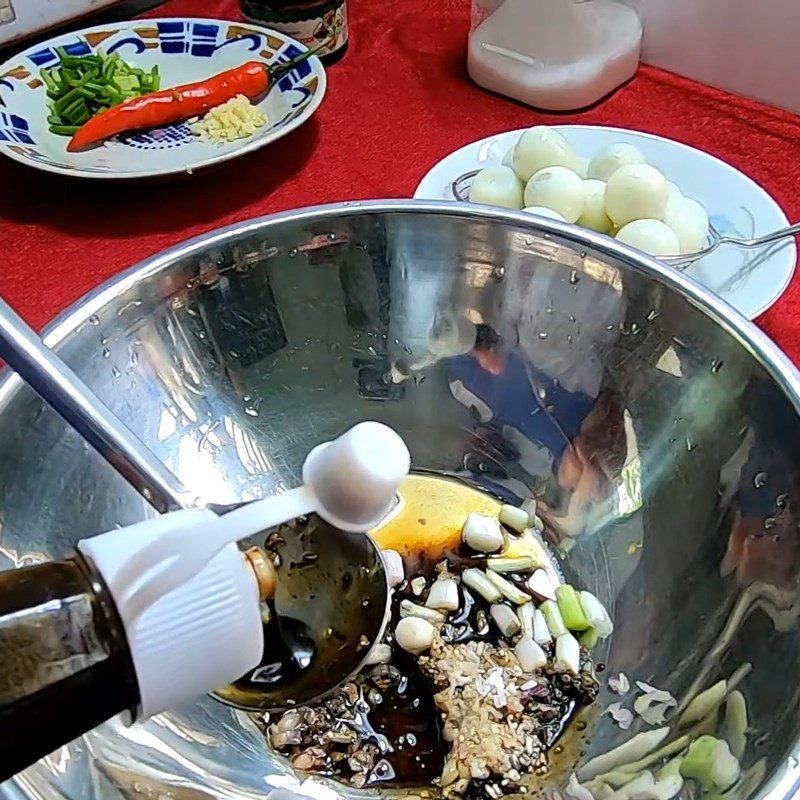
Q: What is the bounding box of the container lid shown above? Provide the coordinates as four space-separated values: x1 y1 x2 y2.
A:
79 508 263 719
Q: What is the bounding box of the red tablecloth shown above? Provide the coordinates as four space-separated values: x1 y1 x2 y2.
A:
2 0 800 361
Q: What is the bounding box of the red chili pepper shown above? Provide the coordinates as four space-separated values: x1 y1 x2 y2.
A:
67 50 316 152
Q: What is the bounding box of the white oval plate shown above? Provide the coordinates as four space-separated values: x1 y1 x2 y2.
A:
0 18 326 180
414 126 795 320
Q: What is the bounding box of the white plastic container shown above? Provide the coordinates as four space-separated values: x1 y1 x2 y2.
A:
468 0 642 111
0 0 123 47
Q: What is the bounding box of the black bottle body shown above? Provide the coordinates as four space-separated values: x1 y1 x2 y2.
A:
239 0 349 64
0 554 139 782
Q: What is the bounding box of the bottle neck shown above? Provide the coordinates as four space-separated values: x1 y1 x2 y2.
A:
0 552 140 782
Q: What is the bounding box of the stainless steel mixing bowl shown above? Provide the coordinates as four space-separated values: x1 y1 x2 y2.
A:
2 201 800 800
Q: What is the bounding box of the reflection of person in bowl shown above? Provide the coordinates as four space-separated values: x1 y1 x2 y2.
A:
556 390 627 503
479 246 631 522
723 504 799 589
448 323 594 479
718 381 800 590
447 321 630 541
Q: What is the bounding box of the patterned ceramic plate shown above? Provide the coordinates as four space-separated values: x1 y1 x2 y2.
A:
0 18 326 179
414 126 796 320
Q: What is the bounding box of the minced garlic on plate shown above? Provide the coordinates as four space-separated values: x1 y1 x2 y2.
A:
191 94 267 143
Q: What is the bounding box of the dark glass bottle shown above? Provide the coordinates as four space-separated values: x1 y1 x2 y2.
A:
239 0 349 65
0 553 139 782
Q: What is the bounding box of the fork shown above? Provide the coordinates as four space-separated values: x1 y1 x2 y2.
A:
450 167 800 270
660 221 800 270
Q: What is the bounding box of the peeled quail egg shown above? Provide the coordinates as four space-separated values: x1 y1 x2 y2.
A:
512 127 577 182
469 165 524 209
577 179 612 233
523 206 567 222
588 143 647 182
616 219 680 256
666 181 683 204
524 166 585 223
664 195 709 254
574 156 590 180
502 146 516 167
604 163 669 227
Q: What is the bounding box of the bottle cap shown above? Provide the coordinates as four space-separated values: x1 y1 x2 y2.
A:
79 509 263 719
303 421 411 531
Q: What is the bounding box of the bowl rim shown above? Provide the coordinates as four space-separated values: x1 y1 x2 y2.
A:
3 199 800 800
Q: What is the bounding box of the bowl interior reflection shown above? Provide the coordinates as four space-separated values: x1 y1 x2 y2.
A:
214 517 389 711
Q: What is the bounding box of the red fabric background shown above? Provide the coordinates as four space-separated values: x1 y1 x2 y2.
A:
2 0 800 361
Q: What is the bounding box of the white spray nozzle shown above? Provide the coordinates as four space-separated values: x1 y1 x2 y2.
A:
95 421 410 626
303 420 411 531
